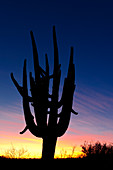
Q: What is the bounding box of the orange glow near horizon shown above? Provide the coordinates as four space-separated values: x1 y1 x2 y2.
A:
0 138 83 159
0 128 113 159
0 107 85 158
0 129 83 158
1 97 113 159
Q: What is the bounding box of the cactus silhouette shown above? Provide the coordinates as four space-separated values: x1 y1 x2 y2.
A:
10 26 78 159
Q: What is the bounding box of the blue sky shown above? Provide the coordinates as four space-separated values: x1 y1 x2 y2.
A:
0 0 113 155
0 0 112 105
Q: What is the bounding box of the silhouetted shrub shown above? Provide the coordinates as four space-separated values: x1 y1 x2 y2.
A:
81 141 113 160
4 145 30 159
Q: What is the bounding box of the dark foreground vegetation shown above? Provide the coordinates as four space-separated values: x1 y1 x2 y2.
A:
81 141 113 160
0 142 113 168
1 142 113 161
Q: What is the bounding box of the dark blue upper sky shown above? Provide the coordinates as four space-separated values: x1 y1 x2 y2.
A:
0 0 113 109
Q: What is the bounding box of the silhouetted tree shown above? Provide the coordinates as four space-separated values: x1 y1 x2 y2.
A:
11 26 78 159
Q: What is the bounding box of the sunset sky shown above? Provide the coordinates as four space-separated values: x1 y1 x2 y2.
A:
0 0 113 158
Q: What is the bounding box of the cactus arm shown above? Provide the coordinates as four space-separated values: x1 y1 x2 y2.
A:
23 60 36 124
29 71 46 127
67 47 75 81
29 71 40 126
45 54 54 80
22 60 44 138
30 31 51 80
30 31 40 83
29 65 49 129
48 70 61 127
20 125 28 134
53 26 59 71
48 26 61 129
45 54 49 76
57 77 68 109
57 47 76 137
57 83 75 137
72 109 78 115
10 73 32 102
10 73 23 96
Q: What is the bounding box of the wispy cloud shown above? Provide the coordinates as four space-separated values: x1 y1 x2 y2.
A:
68 86 113 145
74 87 113 115
0 86 113 157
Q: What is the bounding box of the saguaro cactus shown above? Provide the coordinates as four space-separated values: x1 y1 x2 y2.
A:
11 26 78 159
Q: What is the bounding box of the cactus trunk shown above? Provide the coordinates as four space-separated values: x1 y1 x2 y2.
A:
42 135 57 159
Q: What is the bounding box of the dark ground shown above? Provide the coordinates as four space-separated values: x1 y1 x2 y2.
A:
0 156 112 168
